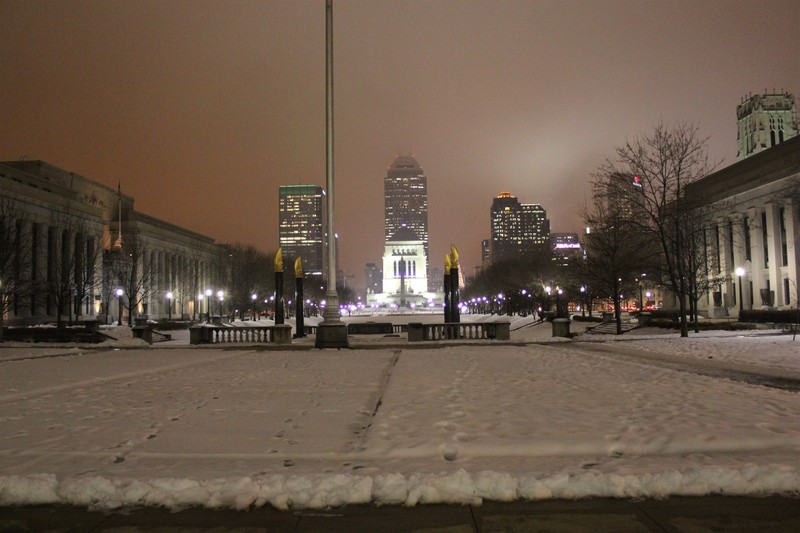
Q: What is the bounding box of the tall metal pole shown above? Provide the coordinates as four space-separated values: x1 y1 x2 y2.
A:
316 0 348 347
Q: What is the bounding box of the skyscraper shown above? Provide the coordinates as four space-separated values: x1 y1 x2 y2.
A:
384 155 428 260
490 192 550 264
737 92 798 160
278 185 325 277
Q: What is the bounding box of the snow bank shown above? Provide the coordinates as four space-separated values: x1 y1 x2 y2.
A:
2 466 798 511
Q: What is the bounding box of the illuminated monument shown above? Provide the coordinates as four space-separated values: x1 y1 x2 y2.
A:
367 155 437 308
384 155 429 269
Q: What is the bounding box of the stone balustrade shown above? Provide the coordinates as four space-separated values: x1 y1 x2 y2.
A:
189 324 292 345
407 322 510 342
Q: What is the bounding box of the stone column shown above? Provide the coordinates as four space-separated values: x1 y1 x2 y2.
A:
765 203 782 308
449 245 460 324
274 248 284 325
15 220 33 318
785 199 800 307
294 258 305 338
443 254 451 323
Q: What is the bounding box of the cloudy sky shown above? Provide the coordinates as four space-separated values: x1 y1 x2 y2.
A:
2 0 798 288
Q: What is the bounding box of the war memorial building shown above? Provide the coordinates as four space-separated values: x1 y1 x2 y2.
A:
0 160 220 326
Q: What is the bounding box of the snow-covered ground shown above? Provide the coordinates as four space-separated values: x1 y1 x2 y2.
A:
0 316 798 510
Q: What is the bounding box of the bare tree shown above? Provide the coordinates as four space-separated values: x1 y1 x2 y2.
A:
581 179 657 334
182 244 207 321
111 231 153 326
222 243 274 320
682 207 726 332
603 121 719 337
0 195 33 341
41 207 97 329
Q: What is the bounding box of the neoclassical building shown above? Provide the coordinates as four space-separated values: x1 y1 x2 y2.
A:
688 134 799 315
1 160 220 326
368 226 436 308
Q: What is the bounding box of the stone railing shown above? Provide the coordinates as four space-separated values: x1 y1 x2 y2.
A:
407 322 510 342
347 322 394 334
189 324 293 345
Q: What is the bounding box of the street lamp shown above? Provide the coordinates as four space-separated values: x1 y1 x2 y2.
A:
580 286 586 317
217 290 224 318
166 291 173 322
251 293 258 321
545 285 552 316
116 288 124 325
556 287 563 318
736 267 745 313
205 289 212 321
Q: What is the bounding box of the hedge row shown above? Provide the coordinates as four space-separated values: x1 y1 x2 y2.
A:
739 309 800 324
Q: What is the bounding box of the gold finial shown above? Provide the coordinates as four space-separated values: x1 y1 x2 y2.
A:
294 257 304 278
274 247 283 273
450 244 459 269
445 253 451 271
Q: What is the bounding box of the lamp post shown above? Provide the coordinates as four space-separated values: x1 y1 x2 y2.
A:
205 289 212 321
252 293 257 321
166 291 173 322
638 273 646 312
116 288 123 325
736 267 745 314
580 286 586 317
556 287 563 318
217 290 224 319
545 285 552 317
316 0 348 347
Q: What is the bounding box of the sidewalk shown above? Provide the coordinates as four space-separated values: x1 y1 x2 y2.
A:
2 496 799 532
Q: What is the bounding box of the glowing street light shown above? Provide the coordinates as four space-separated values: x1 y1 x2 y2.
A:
166 291 173 321
736 267 746 313
116 288 124 325
205 289 212 321
251 293 258 321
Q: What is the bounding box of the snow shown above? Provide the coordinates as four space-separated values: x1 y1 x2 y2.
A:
1 316 799 510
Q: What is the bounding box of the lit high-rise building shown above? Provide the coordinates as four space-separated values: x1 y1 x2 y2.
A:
490 192 549 264
278 185 325 277
551 232 582 267
384 155 428 261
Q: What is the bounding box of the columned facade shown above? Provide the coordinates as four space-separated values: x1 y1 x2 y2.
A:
688 136 800 316
1 160 220 326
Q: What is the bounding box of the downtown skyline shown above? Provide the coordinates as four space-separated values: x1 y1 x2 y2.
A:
2 0 798 288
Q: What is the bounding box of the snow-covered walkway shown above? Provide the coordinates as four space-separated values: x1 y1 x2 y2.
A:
1 326 799 510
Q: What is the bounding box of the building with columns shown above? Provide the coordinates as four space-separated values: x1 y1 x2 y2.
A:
688 134 800 315
367 226 436 309
1 160 220 326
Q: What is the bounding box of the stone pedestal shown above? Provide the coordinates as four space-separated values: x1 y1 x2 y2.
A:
132 325 153 344
489 322 511 340
189 326 207 345
272 324 293 345
407 322 424 342
552 318 571 338
315 322 349 348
